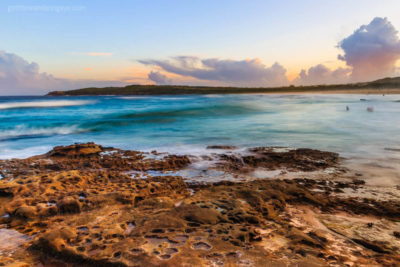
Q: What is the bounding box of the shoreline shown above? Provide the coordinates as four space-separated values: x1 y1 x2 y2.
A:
46 76 400 96
1 143 400 266
2 89 400 98
47 88 400 96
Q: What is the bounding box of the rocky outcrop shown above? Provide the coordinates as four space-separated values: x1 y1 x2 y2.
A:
217 147 340 172
48 142 102 158
0 143 399 266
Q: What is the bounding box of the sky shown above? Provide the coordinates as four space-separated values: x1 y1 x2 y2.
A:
1 0 400 95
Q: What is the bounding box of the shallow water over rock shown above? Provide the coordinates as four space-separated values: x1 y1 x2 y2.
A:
0 228 30 255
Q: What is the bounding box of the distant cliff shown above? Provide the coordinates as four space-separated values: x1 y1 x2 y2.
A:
47 77 400 96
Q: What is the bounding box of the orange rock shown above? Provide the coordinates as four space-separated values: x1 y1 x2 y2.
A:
48 142 102 158
14 205 37 219
58 196 81 214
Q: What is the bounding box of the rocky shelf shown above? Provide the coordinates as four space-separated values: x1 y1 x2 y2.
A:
0 143 399 266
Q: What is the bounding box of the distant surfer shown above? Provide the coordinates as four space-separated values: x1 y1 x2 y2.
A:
346 106 350 111
367 107 374 112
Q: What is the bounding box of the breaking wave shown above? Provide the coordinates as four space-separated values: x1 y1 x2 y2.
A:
0 125 85 140
0 100 95 110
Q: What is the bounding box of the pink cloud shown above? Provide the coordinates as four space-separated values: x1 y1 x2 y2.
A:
0 50 125 95
140 57 289 87
338 17 400 82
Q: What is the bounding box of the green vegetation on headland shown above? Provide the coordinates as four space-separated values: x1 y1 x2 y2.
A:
47 76 400 96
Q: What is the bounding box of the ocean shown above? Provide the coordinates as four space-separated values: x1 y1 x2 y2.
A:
0 94 399 163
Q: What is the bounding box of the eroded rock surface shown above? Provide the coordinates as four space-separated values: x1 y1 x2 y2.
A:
216 147 340 172
0 143 399 266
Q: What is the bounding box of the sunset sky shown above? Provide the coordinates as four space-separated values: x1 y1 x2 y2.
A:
1 0 400 94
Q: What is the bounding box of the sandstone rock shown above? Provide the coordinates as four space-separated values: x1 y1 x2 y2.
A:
48 142 102 158
14 205 37 219
58 196 81 214
0 143 398 266
37 227 76 252
288 228 326 248
176 204 224 224
207 145 237 150
218 147 339 172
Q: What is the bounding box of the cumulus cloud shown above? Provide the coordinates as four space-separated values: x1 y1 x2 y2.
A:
140 17 400 87
4 16 400 95
147 71 173 85
338 17 400 82
0 50 125 95
294 64 351 85
140 57 289 87
0 50 63 94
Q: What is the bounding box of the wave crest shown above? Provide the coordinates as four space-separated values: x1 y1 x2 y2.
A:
0 125 84 140
0 100 95 110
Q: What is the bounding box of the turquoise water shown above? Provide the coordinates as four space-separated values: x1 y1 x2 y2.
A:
0 94 399 160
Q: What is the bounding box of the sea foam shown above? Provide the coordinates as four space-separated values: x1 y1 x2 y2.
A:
0 145 52 159
0 100 94 110
0 125 83 140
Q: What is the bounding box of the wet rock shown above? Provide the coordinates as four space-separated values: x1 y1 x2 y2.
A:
352 238 392 254
147 155 191 171
218 147 339 172
48 142 102 158
384 147 400 152
207 145 237 150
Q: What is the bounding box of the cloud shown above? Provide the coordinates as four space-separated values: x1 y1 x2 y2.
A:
0 50 125 95
338 17 400 82
140 17 400 86
140 57 289 87
294 64 351 85
0 50 62 94
4 17 400 95
296 17 400 85
147 71 173 85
